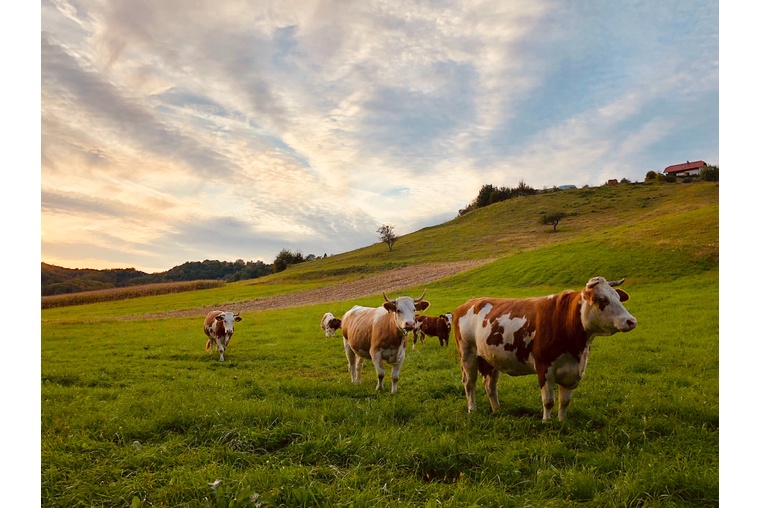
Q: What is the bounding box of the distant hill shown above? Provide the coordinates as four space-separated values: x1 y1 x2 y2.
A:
41 259 272 296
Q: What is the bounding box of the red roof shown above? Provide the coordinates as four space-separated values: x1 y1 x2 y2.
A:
663 160 706 174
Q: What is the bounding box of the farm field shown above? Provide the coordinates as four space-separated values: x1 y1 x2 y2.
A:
41 182 719 507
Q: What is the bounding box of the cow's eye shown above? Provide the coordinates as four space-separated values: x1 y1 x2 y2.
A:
598 297 609 306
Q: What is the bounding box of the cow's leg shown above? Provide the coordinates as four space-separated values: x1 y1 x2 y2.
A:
557 385 573 421
482 368 501 412
354 356 364 383
216 339 226 362
419 332 426 345
344 340 359 382
371 350 386 391
478 357 499 412
459 347 479 413
389 347 406 394
538 369 555 422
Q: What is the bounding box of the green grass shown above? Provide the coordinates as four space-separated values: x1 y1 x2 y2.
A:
41 182 719 507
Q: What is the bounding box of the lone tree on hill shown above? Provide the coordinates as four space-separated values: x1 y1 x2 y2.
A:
540 212 568 232
377 224 398 251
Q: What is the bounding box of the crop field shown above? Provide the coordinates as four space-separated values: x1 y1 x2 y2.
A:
41 183 719 507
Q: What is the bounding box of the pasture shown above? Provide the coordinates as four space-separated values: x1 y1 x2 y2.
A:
41 183 719 506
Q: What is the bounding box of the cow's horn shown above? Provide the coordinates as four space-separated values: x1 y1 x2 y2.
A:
383 292 390 302
415 289 427 302
586 278 601 289
608 278 625 287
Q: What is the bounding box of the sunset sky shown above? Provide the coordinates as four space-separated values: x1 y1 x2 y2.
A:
40 0 719 273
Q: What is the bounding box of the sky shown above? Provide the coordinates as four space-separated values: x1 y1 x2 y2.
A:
38 0 719 273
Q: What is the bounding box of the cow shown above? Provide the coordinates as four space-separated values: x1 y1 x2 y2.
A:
341 290 430 393
203 310 242 361
320 312 342 337
411 314 452 347
453 277 637 422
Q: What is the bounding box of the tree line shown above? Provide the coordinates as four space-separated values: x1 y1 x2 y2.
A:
41 259 272 296
42 249 332 295
458 180 538 216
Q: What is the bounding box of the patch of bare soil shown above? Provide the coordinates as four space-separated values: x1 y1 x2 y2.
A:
129 260 491 320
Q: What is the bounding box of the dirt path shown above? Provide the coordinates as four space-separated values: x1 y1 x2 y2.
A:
131 260 491 320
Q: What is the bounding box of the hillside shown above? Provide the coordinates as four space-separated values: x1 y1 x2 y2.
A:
272 181 718 282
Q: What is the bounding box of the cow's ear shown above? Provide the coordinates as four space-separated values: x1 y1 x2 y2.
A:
415 301 430 312
216 315 224 321
615 289 630 302
234 316 242 322
383 302 397 313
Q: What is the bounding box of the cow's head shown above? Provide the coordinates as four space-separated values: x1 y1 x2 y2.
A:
383 289 430 331
580 277 637 335
215 312 242 350
438 315 452 339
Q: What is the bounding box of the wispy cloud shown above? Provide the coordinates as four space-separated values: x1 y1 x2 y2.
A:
41 0 718 272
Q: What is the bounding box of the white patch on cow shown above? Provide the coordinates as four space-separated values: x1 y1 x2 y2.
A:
460 304 536 376
495 313 530 347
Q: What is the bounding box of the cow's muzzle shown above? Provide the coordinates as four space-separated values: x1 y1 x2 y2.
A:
620 317 637 332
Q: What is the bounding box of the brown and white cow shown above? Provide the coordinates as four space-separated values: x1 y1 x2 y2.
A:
453 277 637 421
341 290 430 393
320 312 342 338
412 314 452 347
203 310 242 361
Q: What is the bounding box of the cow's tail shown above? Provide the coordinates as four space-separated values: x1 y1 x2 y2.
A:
205 339 212 351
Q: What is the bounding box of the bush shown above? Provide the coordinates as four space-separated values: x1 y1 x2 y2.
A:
701 165 719 182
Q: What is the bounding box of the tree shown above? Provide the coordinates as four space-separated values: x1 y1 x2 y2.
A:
645 170 658 181
273 249 305 273
377 224 398 251
540 212 568 232
701 164 719 182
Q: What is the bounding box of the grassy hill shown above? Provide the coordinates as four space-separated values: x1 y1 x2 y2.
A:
41 181 719 507
271 181 717 283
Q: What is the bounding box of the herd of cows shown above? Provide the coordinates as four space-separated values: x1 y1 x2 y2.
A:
203 276 637 421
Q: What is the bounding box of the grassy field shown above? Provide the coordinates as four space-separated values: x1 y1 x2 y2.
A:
41 182 719 507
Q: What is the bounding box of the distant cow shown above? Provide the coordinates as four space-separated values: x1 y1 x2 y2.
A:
412 314 452 347
203 310 242 361
453 277 637 421
320 312 342 338
341 290 430 393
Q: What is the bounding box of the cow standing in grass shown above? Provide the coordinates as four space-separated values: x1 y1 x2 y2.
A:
411 314 452 347
204 311 242 361
341 290 430 393
453 277 637 421
320 312 342 338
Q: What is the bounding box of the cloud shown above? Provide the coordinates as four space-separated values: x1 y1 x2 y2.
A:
40 0 718 272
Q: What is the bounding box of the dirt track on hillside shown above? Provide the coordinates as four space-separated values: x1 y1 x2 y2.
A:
128 260 492 320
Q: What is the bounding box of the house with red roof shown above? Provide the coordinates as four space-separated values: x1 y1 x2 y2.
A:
663 160 706 177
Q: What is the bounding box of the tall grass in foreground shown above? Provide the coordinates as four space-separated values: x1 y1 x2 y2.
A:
42 272 718 507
